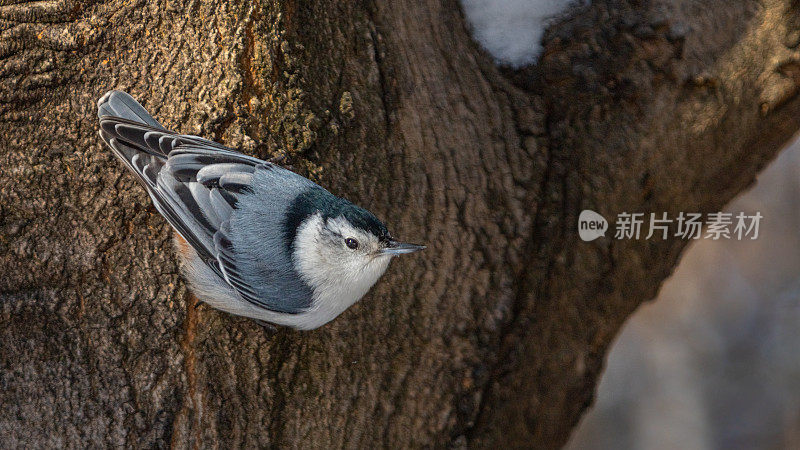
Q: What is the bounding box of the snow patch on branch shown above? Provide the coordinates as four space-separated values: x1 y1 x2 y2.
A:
460 0 584 68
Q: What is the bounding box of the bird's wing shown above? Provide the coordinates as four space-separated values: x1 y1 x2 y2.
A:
97 91 302 312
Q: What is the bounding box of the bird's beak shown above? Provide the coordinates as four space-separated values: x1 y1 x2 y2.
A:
381 240 426 255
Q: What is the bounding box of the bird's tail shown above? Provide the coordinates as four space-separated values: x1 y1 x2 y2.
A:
97 90 165 130
97 90 230 163
96 90 178 196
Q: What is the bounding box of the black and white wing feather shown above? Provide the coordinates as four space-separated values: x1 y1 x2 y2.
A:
97 90 303 313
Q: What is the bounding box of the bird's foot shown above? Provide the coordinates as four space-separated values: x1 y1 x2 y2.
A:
254 319 278 334
267 153 286 164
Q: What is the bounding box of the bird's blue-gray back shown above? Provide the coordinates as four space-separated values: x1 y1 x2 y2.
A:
229 164 321 313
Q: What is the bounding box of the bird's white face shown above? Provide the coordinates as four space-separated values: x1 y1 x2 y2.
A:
292 214 394 314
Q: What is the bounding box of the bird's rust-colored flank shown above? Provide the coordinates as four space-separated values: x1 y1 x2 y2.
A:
175 234 192 258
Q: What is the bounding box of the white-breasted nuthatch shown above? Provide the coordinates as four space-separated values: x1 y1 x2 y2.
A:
97 90 424 330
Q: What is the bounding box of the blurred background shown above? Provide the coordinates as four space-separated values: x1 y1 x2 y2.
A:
457 2 800 447
566 140 800 449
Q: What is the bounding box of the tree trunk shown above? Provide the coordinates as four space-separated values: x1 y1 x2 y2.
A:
2 0 799 447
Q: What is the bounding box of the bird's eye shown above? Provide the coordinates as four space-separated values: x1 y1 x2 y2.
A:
345 238 359 249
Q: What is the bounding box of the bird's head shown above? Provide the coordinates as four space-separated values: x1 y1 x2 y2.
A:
289 196 424 305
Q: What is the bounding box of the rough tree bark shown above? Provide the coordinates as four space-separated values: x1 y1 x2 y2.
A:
2 0 799 447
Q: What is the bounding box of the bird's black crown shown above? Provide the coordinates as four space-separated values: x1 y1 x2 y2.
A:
283 187 390 251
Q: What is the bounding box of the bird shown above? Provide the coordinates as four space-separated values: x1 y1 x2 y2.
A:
97 90 425 330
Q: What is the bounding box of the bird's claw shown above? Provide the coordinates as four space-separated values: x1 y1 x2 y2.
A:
254 319 278 334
